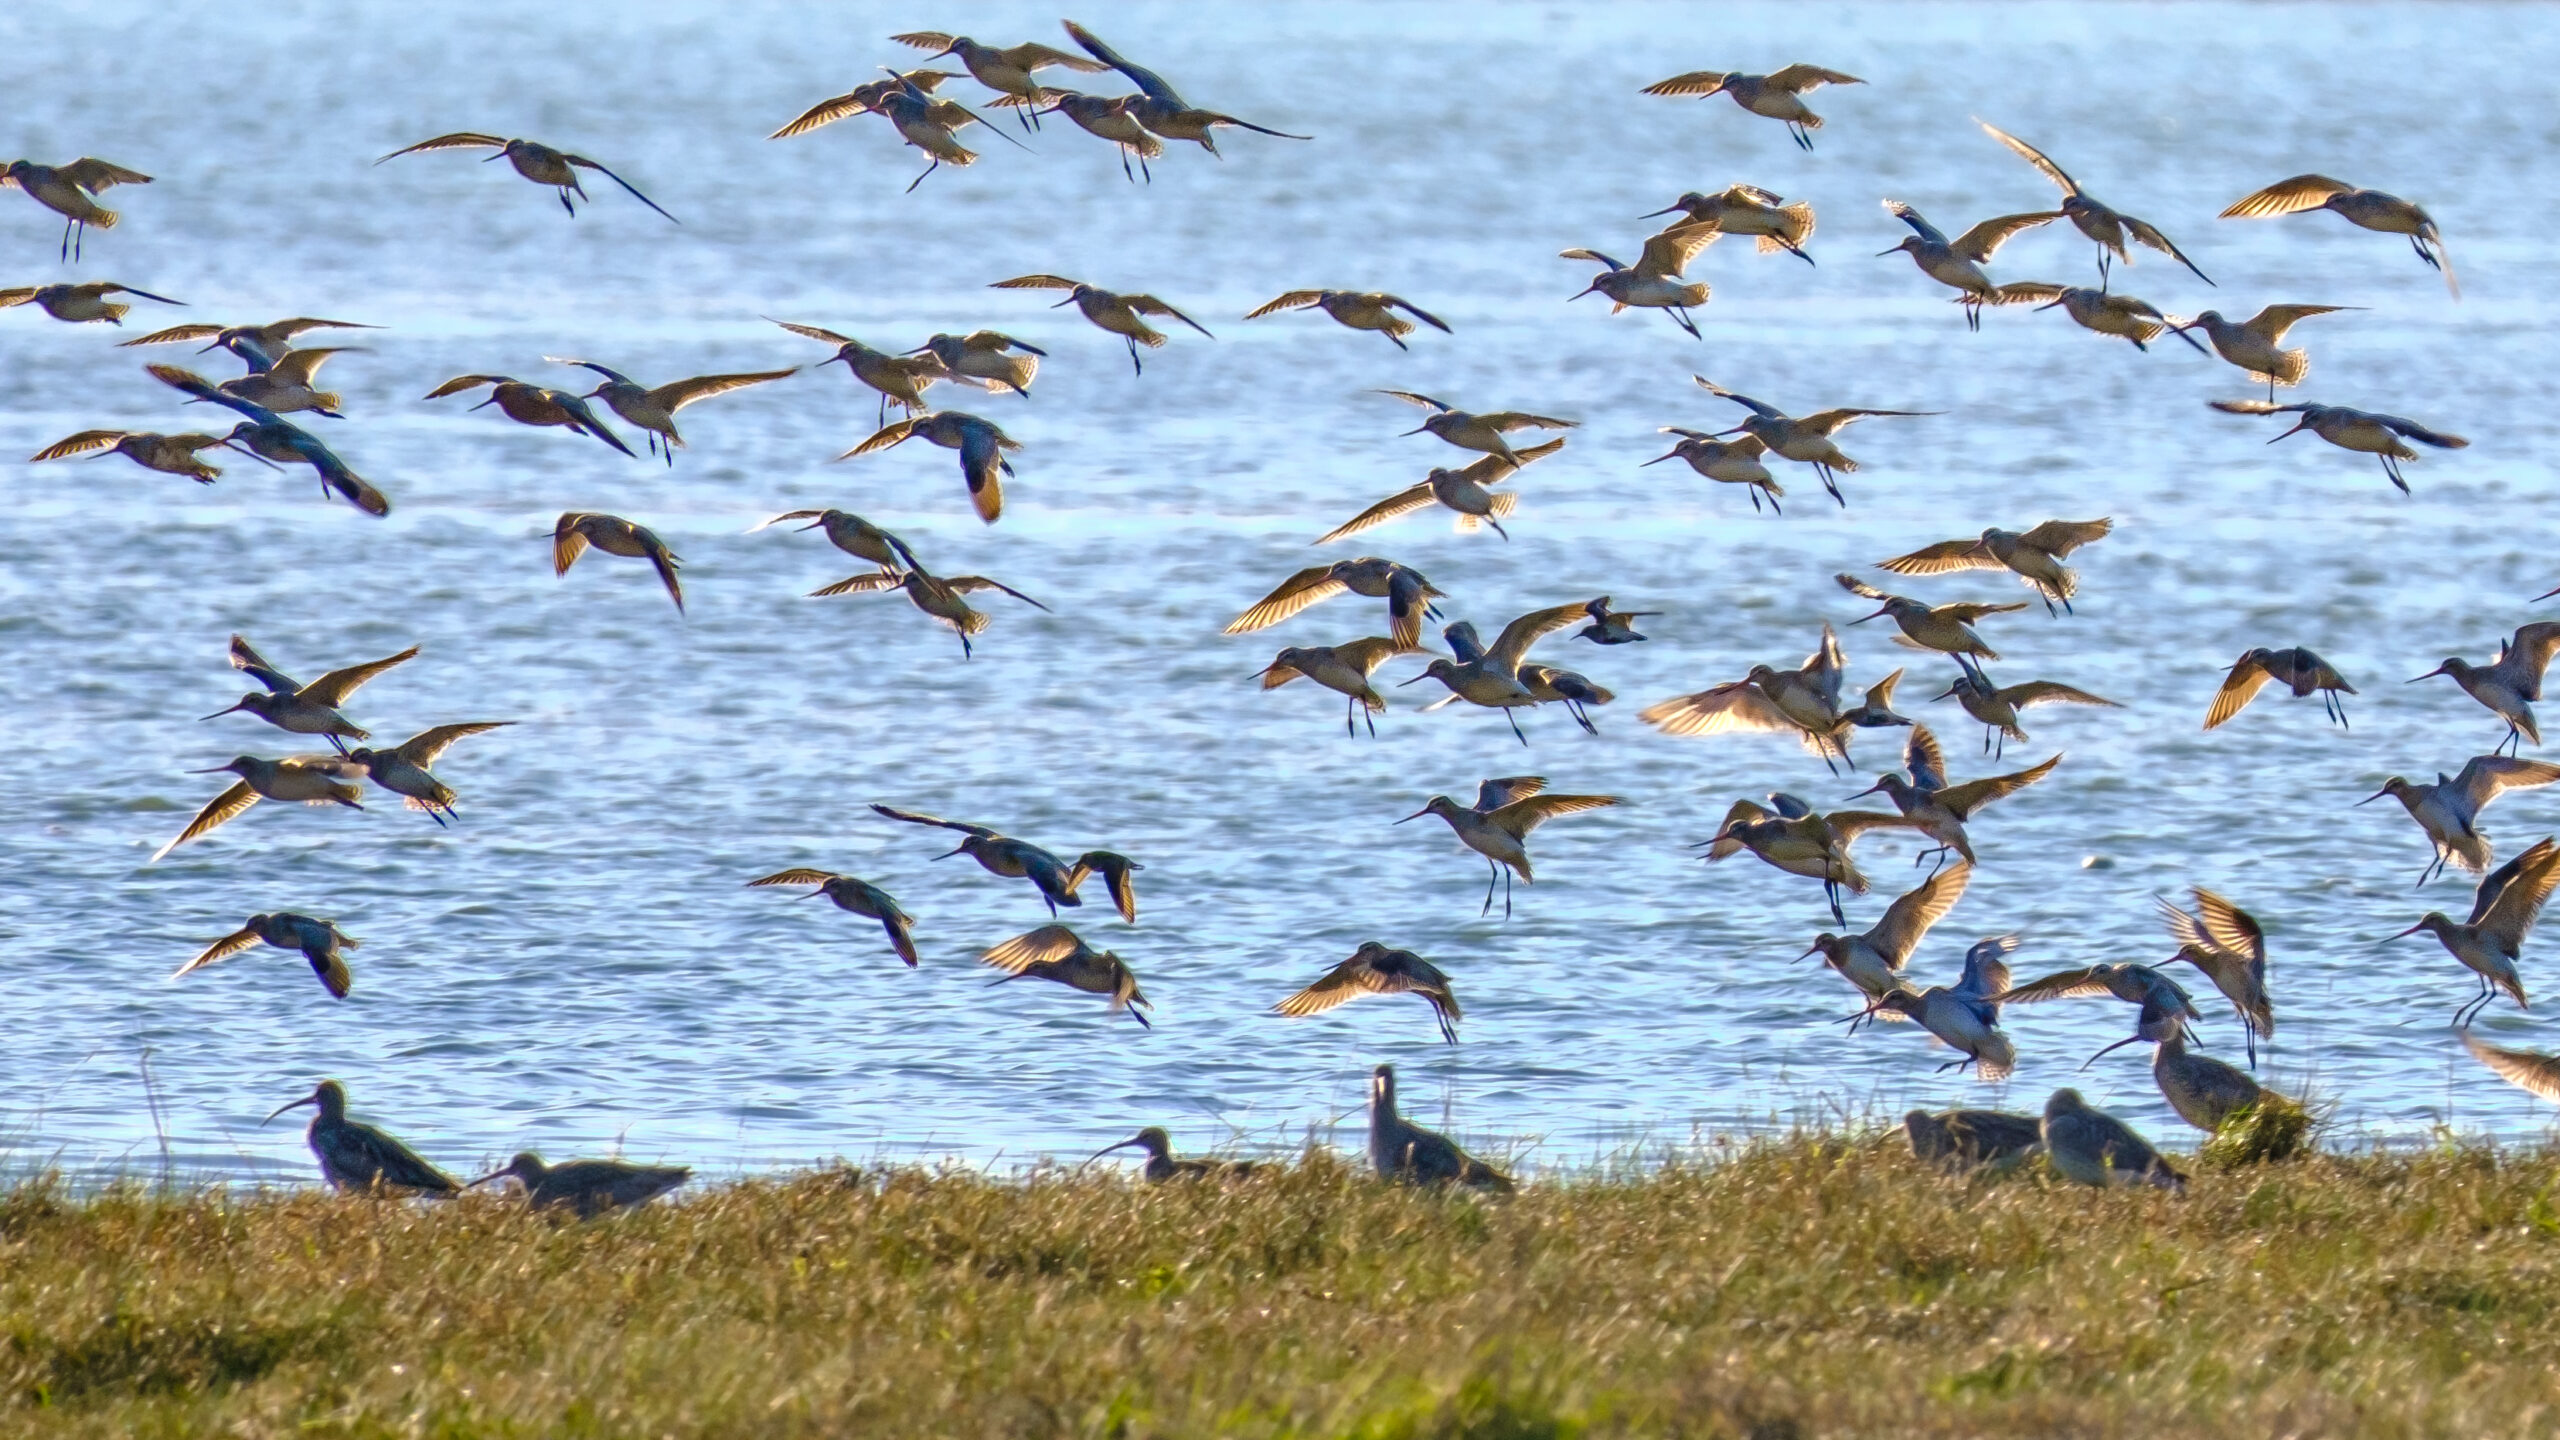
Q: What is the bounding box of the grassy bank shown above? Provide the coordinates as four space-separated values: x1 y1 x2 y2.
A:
8 1135 2560 1438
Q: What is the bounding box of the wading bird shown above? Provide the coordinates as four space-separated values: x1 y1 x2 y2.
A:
3 157 151 259
544 358 797 465
1396 776 1619 917
1933 673 2118 758
267 1080 458 1195
1977 121 2212 285
747 869 918 966
2150 1031 2268 1133
838 412 1019 525
2205 646 2358 731
1700 795 1915 923
1878 518 2112 616
813 557 1046 659
341 722 512 825
1062 20 1311 153
1904 1107 2043 1171
1276 942 1462 1044
1805 860 1971 1017
1254 638 1417 736
1578 597 1657 646
1226 557 1443 649
1981 283 2209 353
375 134 677 221
1246 290 1450 350
1089 1128 1258 1182
979 924 1151 1027
1367 1064 1512 1190
194 347 353 418
1639 65 1863 149
2159 888 2273 1066
0 280 180 324
868 69 1027 191
2362 756 2560 886
1694 378 1935 507
152 755 365 862
1878 200 2058 328
207 634 417 751
1994 959 2201 1068
2174 305 2357 400
1559 224 1721 338
2041 1088 2184 1191
889 31 1111 127
1835 574 2023 682
2220 174 2454 296
2409 623 2560 753
750 509 909 574
471 1153 692 1218
1853 725 2059 872
1638 624 1868 771
553 513 683 613
1031 91 1163 180
1642 185 1815 263
2391 837 2560 1026
143 366 392 515
772 321 948 425
2208 399 2466 494
990 273 1211 374
1403 602 1595 744
1375 390 1576 466
871 804 1083 915
767 68 959 140
1642 430 1784 513
1316 438 1566 543
426 375 635 456
173 913 359 999
911 331 1043 395
120 316 380 371
29 429 246 484
1861 936 2017 1080
1065 851 1142 923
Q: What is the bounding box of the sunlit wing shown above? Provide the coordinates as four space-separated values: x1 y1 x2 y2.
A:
30 430 130 461
297 646 421 707
1952 212 2060 262
1245 291 1324 318
1870 861 1971 966
1486 602 1591 671
61 158 153 190
1224 567 1347 633
390 721 512 766
982 924 1081 972
2219 174 2352 219
1765 64 1861 91
171 925 262 980
650 368 800 412
377 133 509 162
2464 1031 2560 1103
1877 539 1997 576
748 868 840 888
1316 485 1436 545
1490 793 1619 833
1637 682 1794 737
1934 754 2059 818
151 781 258 862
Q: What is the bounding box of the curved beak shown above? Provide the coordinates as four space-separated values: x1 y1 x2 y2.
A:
199 701 246 721
263 1092 318 1124
1085 1136 1145 1164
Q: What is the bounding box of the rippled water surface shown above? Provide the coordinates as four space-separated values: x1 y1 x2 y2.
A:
7 1 2560 1185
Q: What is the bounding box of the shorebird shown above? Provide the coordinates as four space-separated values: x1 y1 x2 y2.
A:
1977 121 2213 285
427 375 635 456
767 68 959 140
1518 663 1613 734
1276 941 1462 1044
2208 399 2466 494
1316 439 1566 544
1904 1107 2042 1171
375 134 677 221
142 366 391 515
1560 224 1721 338
2041 1089 2185 1191
1879 201 2058 328
1853 725 2059 871
1403 602 1595 744
207 634 417 751
889 31 1111 127
2362 756 2560 885
772 321 948 425
837 412 1018 525
868 69 1026 191
1255 638 1417 736
2150 1032 2265 1133
814 560 1046 658
1030 91 1163 180
2205 647 2358 731
1994 959 2201 1068
1639 65 1862 148
2174 306 2357 400
1064 852 1142 923
2393 837 2560 1025
1367 1065 1512 1191
1061 21 1312 152
1862 937 2018 1080
2462 1030 2560 1104
1578 597 1657 646
192 347 354 418
1804 860 1971 1018
1227 558 1442 649
174 913 359 999
990 274 1210 374
470 1153 692 1219
747 869 918 965
2159 888 2273 1066
553 513 683 613
750 509 908 573
1642 185 1815 263
1700 796 1915 923
3 157 151 259
121 316 379 372
1375 391 1576 466
2409 623 2560 752
1981 283 2209 354
1089 1128 1258 1182
1246 290 1450 350
1694 379 1936 507
0 281 180 325
152 755 364 862
1397 776 1619 917
29 429 247 484
341 723 512 825
1643 430 1784 513
1878 518 2112 616
1932 673 2118 758
979 925 1150 1027
543 358 797 464
871 804 1083 915
2220 175 2455 296
1638 623 1866 771
911 331 1043 396
267 1081 457 1195
1835 574 2023 682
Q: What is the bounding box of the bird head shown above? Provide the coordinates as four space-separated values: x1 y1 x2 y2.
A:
264 1078 346 1123
1396 796 1459 824
2407 659 2464 684
2386 914 2453 942
189 756 256 777
1877 237 1921 258
1089 1127 1171 1164
2356 777 2412 806
469 1151 548 1188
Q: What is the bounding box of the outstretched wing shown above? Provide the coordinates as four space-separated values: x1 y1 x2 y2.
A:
2464 1030 2560 1103
1951 212 2061 262
2477 839 2560 950
376 133 510 162
1061 20 1190 108
1473 776 1546 811
2220 174 2353 219
171 924 263 980
561 154 680 223
1882 200 1949 249
1126 294 1213 337
2453 755 2560 812
550 516 592 575
30 430 132 461
2243 305 2351 345
117 322 225 348
2002 681 2119 710
1380 296 1452 333
1373 389 1452 413
59 158 154 191
1834 572 1889 602
1977 120 2079 197
1316 484 1437 545
989 274 1084 293
1904 724 1949 792
2203 653 2273 730
423 374 508 400
1878 539 1998 577
1224 566 1347 633
1489 793 1619 834
1991 965 2115 1005
2192 888 2265 963
2373 413 2467 449
1637 682 1794 737
871 803 999 839
2018 517 2113 555
151 781 258 862
1765 64 1862 91
748 868 841 887
649 368 800 413
942 575 1049 610
1870 861 1971 968
391 721 513 767
1640 70 1731 98
297 646 421 707
1245 291 1325 318
1933 754 2060 819
982 923 1082 973
1486 602 1592 671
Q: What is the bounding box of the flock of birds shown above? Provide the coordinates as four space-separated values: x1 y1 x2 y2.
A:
10 19 2560 1214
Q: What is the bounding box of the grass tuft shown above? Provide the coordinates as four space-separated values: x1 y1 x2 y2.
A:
2199 1093 2319 1169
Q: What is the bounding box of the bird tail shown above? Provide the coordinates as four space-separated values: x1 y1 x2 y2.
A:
1773 201 1815 247
2271 347 2309 388
102 301 130 321
88 206 118 229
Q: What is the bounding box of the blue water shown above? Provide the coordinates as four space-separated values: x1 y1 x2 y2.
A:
5 0 2558 1187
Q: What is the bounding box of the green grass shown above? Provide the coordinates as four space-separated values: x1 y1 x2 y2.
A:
7 1134 2560 1437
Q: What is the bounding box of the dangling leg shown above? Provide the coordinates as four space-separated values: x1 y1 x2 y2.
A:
1481 859 1498 917
1504 707 1527 746
905 158 941 194
1502 866 1514 919
1126 335 1142 376
1344 693 1356 738
1362 700 1377 738
559 188 577 216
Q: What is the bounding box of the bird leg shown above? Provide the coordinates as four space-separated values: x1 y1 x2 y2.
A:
1671 306 1702 341
1816 463 1845 508
1503 865 1515 919
60 214 76 263
1481 858 1499 917
2381 453 2409 495
1126 335 1143 376
1789 122 1813 153
1505 707 1527 746
905 158 942 195
558 188 578 217
1963 297 1982 333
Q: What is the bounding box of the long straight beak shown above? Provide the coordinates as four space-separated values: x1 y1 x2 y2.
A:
1793 944 1822 962
187 764 238 774
1397 424 1427 437
2353 789 2390 806
466 1168 511 1186
1049 296 1076 308
263 1094 317 1124
2385 922 2428 940
1637 204 1682 219
2268 420 2309 444
2033 300 2063 312
1930 683 1961 701
1845 781 1885 800
1567 282 1599 301
2406 666 2448 683
2535 586 2560 603
1395 673 1430 687
199 701 246 721
1874 246 1902 257
796 519 828 531
1849 607 1890 625
930 845 966 860
1393 808 1429 824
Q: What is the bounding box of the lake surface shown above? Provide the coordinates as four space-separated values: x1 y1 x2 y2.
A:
6 0 2559 1187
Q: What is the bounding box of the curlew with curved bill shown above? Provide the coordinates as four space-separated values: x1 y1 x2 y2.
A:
1247 290 1449 349
1861 937 2017 1080
1878 518 2112 616
1061 20 1312 152
30 429 247 484
553 513 683 613
1977 121 2213 285
2041 1088 2184 1191
1879 200 2058 329
1643 430 1784 513
175 913 359 999
748 869 918 966
120 316 379 372
2391 837 2560 1026
1403 603 1595 745
1255 638 1418 737
1992 958 2199 1070
911 331 1043 396
544 358 797 465
1835 574 2023 682
152 755 365 863
1694 378 1935 508
267 1080 458 1195
1318 438 1565 544
0 280 180 325
208 634 417 751
2174 305 2357 400
1806 860 1971 1019
1368 1064 1512 1190
341 723 512 826
427 374 635 456
1642 185 1815 262
871 804 1084 915
1933 673 2118 758
1227 557 1442 649
143 365 391 515
471 1153 691 1218
375 134 676 221
979 924 1151 1026
1089 1128 1259 1182
1639 65 1861 149
990 273 1210 374
2220 175 2454 296
2210 398 2467 494
2408 622 2560 753
1560 224 1720 338
1700 794 1915 924
1277 942 1462 1044
2159 888 2273 1067
2205 646 2357 731
3 157 150 259
2361 755 2560 886
838 412 1017 524
1397 776 1618 917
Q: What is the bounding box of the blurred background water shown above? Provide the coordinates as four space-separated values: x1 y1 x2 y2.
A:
4 0 2558 1186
